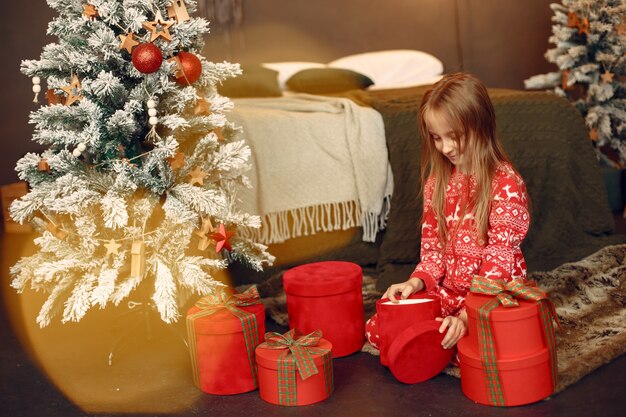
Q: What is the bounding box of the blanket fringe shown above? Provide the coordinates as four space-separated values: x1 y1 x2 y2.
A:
240 195 392 245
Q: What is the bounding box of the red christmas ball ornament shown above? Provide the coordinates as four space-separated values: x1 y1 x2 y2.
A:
132 43 163 74
175 51 202 85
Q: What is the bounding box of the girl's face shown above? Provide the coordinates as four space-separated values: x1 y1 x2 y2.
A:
425 111 464 167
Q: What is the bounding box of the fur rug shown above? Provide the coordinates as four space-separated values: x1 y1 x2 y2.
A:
249 244 626 394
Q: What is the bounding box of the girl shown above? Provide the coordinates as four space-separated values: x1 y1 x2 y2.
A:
366 72 530 351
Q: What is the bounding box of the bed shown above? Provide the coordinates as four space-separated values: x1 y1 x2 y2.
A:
220 50 625 291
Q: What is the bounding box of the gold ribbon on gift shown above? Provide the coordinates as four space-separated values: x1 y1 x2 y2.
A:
470 276 559 406
263 329 333 406
186 286 261 389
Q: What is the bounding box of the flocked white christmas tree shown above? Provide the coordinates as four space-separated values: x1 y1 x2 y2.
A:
525 0 626 166
11 0 274 327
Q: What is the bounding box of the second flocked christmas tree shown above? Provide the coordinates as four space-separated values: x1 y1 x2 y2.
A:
11 0 274 327
525 0 626 166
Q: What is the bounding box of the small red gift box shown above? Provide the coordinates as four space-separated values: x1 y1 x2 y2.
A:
375 293 441 366
458 277 558 406
283 261 364 357
255 329 334 406
186 286 265 395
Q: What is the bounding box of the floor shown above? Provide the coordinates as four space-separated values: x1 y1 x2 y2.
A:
2 215 626 417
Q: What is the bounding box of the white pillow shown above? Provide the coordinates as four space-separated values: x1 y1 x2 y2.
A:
261 61 327 90
328 50 443 90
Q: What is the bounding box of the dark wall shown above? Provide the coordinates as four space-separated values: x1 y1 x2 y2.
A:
2 1 54 186
205 0 556 88
1 0 556 186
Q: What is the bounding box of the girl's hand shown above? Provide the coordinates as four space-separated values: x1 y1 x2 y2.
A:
382 277 424 303
436 315 467 349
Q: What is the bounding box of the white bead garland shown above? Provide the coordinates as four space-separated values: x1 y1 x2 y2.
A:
32 76 42 102
147 98 158 127
72 142 87 158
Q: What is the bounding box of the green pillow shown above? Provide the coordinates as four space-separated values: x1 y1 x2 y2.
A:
286 68 374 94
217 64 282 98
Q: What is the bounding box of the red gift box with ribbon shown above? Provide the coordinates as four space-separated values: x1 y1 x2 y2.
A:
283 261 364 358
458 277 559 406
255 329 334 406
186 286 265 395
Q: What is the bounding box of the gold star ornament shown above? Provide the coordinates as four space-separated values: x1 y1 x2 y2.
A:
104 239 122 256
194 216 215 251
601 70 614 84
194 98 211 115
119 32 140 53
142 11 175 42
578 17 590 36
167 151 186 170
83 4 99 19
45 89 63 105
188 166 208 185
61 75 84 106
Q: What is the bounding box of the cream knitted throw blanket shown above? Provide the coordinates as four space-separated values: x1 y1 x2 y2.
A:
230 94 393 244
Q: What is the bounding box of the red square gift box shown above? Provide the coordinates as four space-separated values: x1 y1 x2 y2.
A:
458 277 559 406
283 261 364 357
255 329 334 406
186 286 265 395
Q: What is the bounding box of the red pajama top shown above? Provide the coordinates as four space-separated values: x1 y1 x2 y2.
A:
410 163 530 318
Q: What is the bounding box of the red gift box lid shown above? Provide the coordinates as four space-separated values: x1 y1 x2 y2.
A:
387 320 455 384
283 261 362 296
255 337 333 370
465 292 539 322
187 303 265 335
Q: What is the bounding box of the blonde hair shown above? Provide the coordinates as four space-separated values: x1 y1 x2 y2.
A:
418 73 513 246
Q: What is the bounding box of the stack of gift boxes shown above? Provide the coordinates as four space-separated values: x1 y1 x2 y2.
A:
186 261 364 406
186 262 558 407
457 277 558 406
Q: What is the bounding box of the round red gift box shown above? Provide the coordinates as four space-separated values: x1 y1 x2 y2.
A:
255 337 334 406
465 292 546 359
458 338 554 406
387 320 455 384
283 261 364 357
186 302 265 395
375 293 441 366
